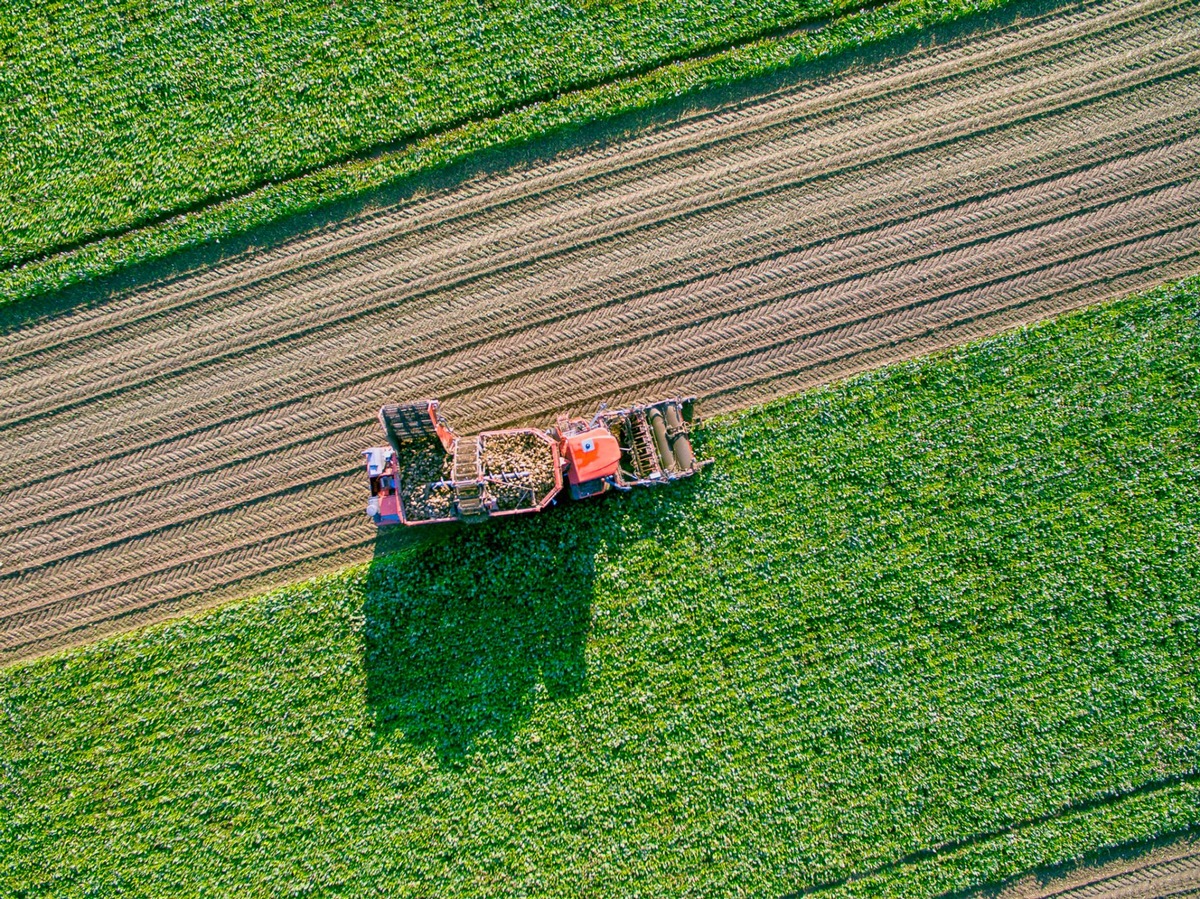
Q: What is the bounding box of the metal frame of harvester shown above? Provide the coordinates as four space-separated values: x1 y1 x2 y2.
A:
363 397 708 526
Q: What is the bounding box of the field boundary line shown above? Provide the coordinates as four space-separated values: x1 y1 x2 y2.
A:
0 0 1044 310
1 0 899 274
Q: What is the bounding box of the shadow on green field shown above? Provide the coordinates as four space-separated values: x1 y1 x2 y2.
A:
362 502 600 764
361 473 706 765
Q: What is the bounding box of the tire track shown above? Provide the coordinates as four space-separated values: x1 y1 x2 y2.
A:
1038 851 1200 898
2 0 1198 663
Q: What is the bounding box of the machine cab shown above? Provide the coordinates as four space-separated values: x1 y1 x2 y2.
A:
562 428 621 499
363 446 401 525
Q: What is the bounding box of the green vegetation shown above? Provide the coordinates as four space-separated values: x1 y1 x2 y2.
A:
3 279 1199 897
9 0 839 261
0 0 1010 307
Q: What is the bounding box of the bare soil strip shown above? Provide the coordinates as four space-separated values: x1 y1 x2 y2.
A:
2 0 1198 663
972 833 1200 898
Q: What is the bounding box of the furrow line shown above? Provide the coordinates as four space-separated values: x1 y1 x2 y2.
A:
431 209 1200 421
0 475 363 619
0 512 369 654
531 230 1200 427
4 66 1195 465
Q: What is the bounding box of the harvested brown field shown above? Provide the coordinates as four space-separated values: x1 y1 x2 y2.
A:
1 0 1198 663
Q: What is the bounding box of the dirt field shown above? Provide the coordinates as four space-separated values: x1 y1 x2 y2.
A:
1 0 1198 663
969 833 1200 898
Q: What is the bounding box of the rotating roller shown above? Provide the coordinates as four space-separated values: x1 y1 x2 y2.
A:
671 433 695 471
664 403 685 431
663 401 695 471
647 407 676 472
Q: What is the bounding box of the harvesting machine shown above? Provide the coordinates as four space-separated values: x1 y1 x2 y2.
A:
363 397 708 526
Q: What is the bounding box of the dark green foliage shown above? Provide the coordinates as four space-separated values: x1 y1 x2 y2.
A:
364 521 596 760
2 280 1198 896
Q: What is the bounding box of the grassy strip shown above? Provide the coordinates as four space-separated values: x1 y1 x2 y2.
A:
2 278 1198 897
0 0 1010 309
6 0 855 265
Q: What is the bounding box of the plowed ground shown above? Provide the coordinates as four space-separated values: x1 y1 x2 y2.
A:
2 0 1199 664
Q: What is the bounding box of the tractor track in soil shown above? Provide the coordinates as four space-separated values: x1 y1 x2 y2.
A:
2 0 1199 663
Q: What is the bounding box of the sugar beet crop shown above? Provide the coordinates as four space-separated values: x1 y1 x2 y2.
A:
1 280 1198 896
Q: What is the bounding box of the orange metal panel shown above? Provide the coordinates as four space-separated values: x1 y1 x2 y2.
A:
564 428 621 485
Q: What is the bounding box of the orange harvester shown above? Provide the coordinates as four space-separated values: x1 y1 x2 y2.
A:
363 397 708 526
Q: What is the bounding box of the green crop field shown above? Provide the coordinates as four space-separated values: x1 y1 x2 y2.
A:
0 0 1009 307
3 279 1199 897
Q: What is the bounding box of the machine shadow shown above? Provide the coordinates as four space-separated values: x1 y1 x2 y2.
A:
362 502 603 764
362 474 707 766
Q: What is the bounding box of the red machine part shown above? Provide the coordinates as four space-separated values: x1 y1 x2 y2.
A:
562 428 621 485
366 397 706 526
